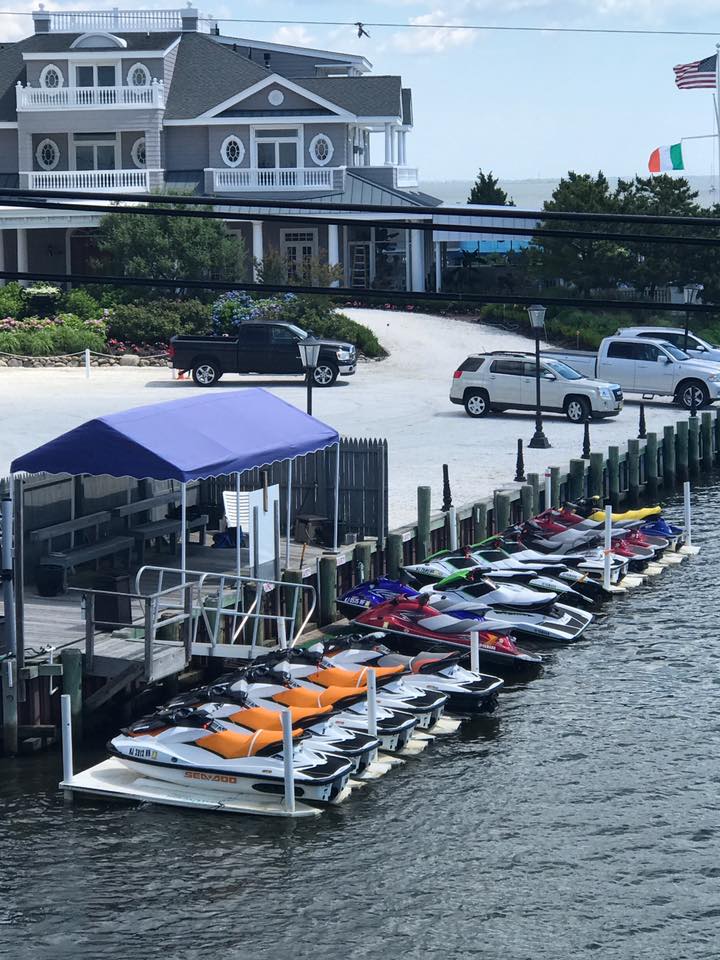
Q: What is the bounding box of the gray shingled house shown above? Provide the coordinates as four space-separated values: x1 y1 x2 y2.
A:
0 6 441 292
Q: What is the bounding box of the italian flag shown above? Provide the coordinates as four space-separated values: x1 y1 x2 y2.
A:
648 143 684 172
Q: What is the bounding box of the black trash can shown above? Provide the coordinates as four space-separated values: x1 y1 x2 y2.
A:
91 572 132 632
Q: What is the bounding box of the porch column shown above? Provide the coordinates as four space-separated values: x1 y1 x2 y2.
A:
434 240 442 292
363 130 371 166
398 131 407 166
411 228 426 293
16 228 28 286
65 229 73 288
0 230 5 287
144 126 162 189
328 224 340 287
391 126 399 166
252 220 263 282
384 123 393 165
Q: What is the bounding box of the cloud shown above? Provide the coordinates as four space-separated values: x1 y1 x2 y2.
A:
390 11 476 54
1 12 34 41
270 25 319 48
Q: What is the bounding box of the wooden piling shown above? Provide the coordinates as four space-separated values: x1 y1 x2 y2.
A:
520 485 534 521
386 533 404 579
526 473 540 515
61 648 83 744
645 432 658 498
550 467 561 508
494 493 511 533
607 446 620 506
2 659 18 756
318 556 338 627
417 486 431 560
663 424 676 488
353 541 373 583
568 459 586 501
473 502 488 543
588 452 604 500
688 416 700 475
676 420 689 481
627 438 640 504
281 569 303 632
700 411 713 471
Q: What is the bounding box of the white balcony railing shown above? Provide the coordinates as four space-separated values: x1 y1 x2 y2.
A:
16 81 164 111
36 8 216 33
25 169 154 192
207 167 341 192
396 167 419 187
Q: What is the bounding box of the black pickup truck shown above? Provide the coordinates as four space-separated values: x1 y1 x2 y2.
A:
169 321 357 387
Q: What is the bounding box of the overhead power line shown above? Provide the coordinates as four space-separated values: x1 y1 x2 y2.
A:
0 10 717 37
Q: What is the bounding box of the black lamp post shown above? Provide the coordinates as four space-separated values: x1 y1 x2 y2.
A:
683 282 703 352
527 304 551 449
297 337 321 415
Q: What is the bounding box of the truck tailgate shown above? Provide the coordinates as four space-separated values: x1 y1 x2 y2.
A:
541 350 597 379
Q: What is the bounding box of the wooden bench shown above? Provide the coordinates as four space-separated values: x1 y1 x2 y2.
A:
30 512 134 593
114 492 181 520
127 514 209 564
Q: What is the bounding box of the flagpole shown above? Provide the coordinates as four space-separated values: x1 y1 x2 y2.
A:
716 43 720 200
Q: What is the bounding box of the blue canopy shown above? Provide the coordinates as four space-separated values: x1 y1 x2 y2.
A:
11 389 339 482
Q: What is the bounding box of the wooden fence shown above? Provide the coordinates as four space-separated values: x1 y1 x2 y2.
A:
201 436 388 543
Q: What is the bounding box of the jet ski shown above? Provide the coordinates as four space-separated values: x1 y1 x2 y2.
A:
162 686 380 775
353 596 543 675
317 634 504 713
501 528 629 583
210 665 419 753
254 649 448 730
526 516 656 569
541 506 669 554
108 707 354 803
337 578 419 619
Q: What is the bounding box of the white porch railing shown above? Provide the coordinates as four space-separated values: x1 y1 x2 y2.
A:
38 8 215 33
25 169 154 192
207 167 340 192
396 167 419 187
16 81 164 111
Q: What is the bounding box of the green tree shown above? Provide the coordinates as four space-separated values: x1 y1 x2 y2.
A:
95 195 248 300
467 169 514 206
527 171 635 295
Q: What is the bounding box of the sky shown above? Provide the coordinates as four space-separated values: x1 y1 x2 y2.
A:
3 0 720 181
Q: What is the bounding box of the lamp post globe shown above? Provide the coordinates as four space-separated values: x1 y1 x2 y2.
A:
298 337 322 416
527 304 551 449
683 283 703 352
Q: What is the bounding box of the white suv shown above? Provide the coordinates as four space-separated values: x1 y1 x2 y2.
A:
449 352 623 422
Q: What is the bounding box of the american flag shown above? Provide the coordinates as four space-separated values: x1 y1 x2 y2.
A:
674 54 717 89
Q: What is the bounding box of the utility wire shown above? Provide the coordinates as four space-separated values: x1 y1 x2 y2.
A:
1 194 719 246
0 10 717 37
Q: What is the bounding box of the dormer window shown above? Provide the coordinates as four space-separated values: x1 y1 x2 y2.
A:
70 32 127 50
127 63 151 87
39 64 64 89
76 65 116 88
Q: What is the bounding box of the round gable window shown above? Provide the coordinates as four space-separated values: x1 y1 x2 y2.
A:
221 135 245 167
268 89 285 106
131 137 146 168
309 133 333 167
39 64 64 89
36 138 60 171
127 63 151 87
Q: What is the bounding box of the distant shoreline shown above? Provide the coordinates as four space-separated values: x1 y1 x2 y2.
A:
421 175 719 207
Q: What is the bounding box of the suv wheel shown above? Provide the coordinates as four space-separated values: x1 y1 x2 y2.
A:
565 396 591 423
677 380 709 410
192 360 222 387
464 390 490 418
312 362 338 387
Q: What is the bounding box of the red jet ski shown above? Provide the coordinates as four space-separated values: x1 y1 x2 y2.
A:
353 596 542 676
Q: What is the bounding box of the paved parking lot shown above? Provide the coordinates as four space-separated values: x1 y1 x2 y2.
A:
0 308 695 527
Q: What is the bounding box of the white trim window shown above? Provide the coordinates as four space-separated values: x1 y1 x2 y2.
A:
130 136 146 168
309 133 333 167
75 63 118 88
253 127 300 169
72 133 118 171
39 64 64 89
221 135 245 168
127 62 151 87
36 138 60 171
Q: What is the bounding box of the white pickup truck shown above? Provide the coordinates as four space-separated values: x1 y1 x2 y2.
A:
543 336 720 410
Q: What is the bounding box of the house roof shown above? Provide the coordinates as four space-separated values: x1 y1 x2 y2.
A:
164 33 270 119
20 32 182 52
293 76 403 119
